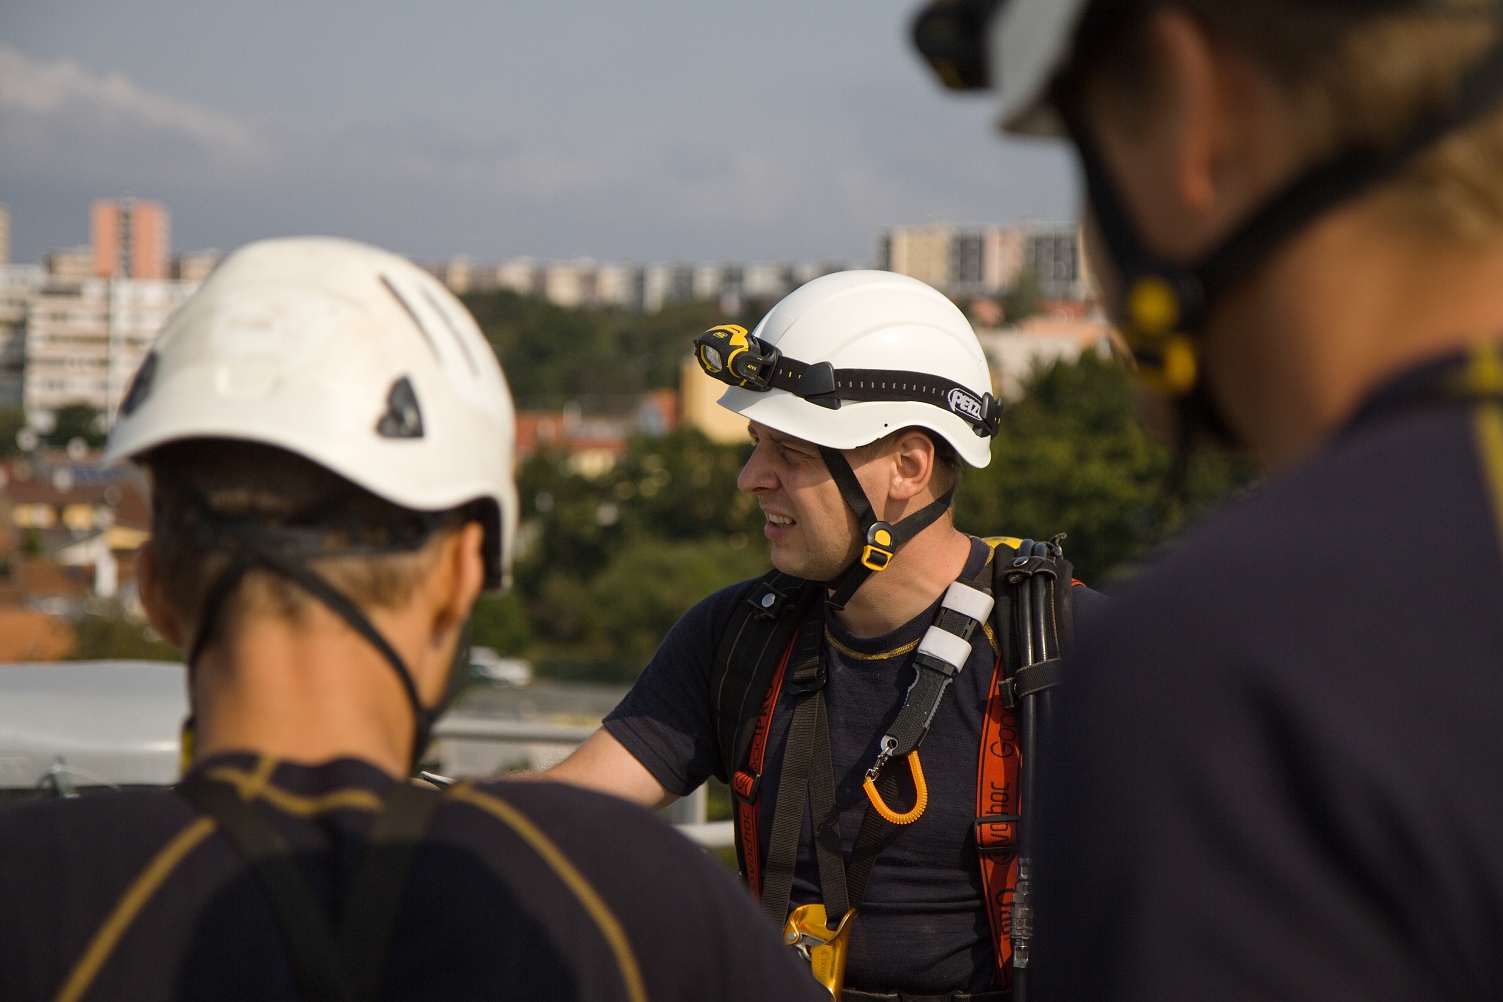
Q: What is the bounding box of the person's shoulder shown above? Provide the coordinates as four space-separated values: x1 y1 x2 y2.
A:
693 573 779 632
0 787 192 842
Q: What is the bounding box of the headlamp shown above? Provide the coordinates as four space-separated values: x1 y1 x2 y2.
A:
694 324 782 391
911 0 1002 92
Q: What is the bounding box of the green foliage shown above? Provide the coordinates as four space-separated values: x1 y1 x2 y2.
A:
47 403 106 448
1002 268 1046 323
588 537 769 668
0 407 26 456
954 350 1258 584
463 291 728 408
470 591 532 653
511 427 769 679
69 612 180 662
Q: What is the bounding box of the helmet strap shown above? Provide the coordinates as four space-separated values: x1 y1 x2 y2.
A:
818 445 955 611
1053 20 1503 449
183 524 443 774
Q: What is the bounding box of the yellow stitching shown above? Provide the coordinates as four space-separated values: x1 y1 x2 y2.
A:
825 630 919 661
53 818 216 1002
203 766 383 816
451 785 647 1002
1469 345 1503 560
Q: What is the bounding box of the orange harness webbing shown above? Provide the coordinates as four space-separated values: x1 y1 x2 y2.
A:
732 636 796 898
975 651 1022 988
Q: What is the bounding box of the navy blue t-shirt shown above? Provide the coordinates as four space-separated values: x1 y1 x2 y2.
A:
606 537 1108 995
0 753 823 1002
1031 355 1503 1001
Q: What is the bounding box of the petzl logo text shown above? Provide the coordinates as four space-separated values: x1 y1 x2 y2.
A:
948 388 983 421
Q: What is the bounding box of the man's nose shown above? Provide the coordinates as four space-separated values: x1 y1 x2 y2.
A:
738 441 776 494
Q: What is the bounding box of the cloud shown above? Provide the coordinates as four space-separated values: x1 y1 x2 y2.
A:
0 43 1077 263
0 45 268 185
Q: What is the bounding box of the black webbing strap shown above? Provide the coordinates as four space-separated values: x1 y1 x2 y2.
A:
177 774 444 1002
178 776 354 1002
188 544 432 765
1000 658 1063 709
338 782 444 1002
759 357 1001 437
760 614 833 926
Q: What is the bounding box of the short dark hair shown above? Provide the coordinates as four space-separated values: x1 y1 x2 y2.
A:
144 439 468 640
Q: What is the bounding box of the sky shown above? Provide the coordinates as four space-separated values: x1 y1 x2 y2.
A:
0 1 1080 267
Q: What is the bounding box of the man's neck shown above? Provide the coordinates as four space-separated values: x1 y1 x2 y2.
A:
191 611 420 778
829 521 974 639
1206 203 1503 467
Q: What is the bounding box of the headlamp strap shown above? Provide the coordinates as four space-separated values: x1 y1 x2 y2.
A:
696 328 1001 437
819 445 956 611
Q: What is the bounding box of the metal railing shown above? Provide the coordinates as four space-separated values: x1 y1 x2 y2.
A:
432 715 735 850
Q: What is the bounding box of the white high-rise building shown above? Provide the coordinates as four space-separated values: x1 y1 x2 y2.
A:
23 277 198 424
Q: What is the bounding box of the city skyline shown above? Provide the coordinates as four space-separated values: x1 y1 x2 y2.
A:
0 1 1081 266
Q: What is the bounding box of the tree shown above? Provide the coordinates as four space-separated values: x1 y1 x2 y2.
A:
47 403 106 448
955 350 1257 583
0 407 26 456
1002 268 1046 324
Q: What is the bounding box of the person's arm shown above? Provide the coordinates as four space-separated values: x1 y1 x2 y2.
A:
544 728 674 810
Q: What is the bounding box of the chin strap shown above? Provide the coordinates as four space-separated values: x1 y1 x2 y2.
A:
177 493 460 773
1054 15 1503 449
817 445 955 611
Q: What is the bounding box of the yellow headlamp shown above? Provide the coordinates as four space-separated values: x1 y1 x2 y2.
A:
694 324 781 391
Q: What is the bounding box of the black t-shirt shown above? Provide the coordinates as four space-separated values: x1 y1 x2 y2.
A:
0 752 824 1002
606 537 1108 995
1031 356 1503 1001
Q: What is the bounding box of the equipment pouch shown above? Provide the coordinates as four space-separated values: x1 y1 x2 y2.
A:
784 903 855 1000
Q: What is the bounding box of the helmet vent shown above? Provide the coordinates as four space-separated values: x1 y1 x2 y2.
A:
421 286 479 377
376 377 425 439
379 274 441 362
120 351 159 417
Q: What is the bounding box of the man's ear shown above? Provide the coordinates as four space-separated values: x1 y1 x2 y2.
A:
889 431 936 503
431 522 486 642
137 544 186 650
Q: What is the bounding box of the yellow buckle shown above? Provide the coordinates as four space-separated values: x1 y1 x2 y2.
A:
860 525 894 571
783 903 855 1000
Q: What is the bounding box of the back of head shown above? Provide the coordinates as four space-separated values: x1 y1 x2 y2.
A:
107 237 519 761
109 236 518 590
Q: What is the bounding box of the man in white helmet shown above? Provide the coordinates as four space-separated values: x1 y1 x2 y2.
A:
0 237 824 1002
548 270 1107 1000
911 0 1503 999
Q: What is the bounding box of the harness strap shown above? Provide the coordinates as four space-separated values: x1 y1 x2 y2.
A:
337 782 444 1002
759 615 832 926
177 773 444 1002
1000 658 1063 708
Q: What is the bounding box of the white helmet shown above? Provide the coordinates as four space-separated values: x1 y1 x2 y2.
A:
911 0 1086 136
699 270 998 468
107 236 519 589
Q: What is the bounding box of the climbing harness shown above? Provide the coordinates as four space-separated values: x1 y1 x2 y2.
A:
176 771 444 1002
714 535 1077 998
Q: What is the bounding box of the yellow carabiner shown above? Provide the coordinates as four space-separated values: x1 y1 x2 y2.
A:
862 750 928 825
